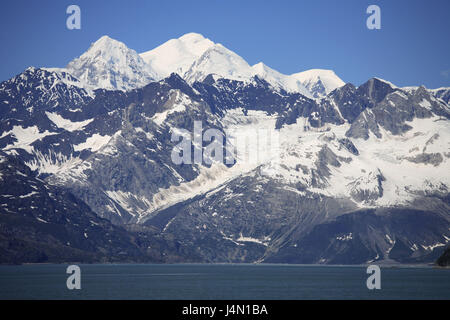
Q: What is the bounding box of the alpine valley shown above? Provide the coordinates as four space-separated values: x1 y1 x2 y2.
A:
0 33 449 265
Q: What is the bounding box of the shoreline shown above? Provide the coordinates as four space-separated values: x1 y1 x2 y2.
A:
0 262 440 269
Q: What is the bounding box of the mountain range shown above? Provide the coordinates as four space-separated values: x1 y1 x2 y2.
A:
0 33 449 264
60 33 343 98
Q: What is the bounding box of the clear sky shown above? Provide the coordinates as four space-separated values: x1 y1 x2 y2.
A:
1 0 449 88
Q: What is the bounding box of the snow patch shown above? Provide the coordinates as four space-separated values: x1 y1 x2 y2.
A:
74 134 112 152
1 126 56 153
46 112 93 132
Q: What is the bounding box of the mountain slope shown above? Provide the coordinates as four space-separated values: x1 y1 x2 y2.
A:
251 62 312 97
436 246 450 266
0 153 153 263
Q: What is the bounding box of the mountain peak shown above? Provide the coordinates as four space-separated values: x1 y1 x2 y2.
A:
360 77 397 91
292 69 345 98
95 34 115 43
372 77 398 89
252 62 269 72
178 32 207 43
84 35 130 55
25 66 38 73
139 36 339 97
66 35 156 91
140 33 215 79
292 69 343 84
250 62 312 97
183 43 253 84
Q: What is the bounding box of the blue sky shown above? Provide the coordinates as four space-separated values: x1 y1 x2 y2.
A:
1 0 449 88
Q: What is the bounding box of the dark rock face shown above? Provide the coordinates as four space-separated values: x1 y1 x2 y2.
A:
345 85 450 140
357 78 397 105
405 153 444 167
436 246 450 266
0 67 93 122
265 208 450 264
305 78 327 99
338 138 359 155
140 174 450 264
0 151 208 264
194 76 345 129
0 153 147 263
328 78 396 124
143 170 357 263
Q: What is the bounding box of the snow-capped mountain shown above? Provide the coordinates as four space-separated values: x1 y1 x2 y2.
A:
66 36 157 91
140 32 215 79
292 69 345 98
251 62 312 97
183 42 255 84
1 34 449 265
0 66 93 130
147 33 312 97
43 33 344 98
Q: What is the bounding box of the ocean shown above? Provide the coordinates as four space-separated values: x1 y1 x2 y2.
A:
0 264 448 300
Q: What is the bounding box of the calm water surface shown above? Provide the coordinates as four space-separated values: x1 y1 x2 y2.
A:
0 264 448 299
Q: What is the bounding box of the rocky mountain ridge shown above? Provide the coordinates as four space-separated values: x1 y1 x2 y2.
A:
0 34 449 264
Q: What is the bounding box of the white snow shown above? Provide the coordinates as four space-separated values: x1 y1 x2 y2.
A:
25 150 82 175
184 43 254 84
336 233 353 241
41 33 347 98
105 190 153 218
73 134 112 152
1 125 56 153
36 217 49 224
385 234 395 244
140 32 215 79
221 110 449 209
421 242 446 251
324 116 450 206
251 62 312 97
291 69 345 97
140 33 342 97
135 106 450 218
236 234 269 246
19 191 38 198
46 112 93 132
418 99 432 110
66 35 156 91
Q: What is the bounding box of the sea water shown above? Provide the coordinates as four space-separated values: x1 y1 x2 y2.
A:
0 264 448 300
